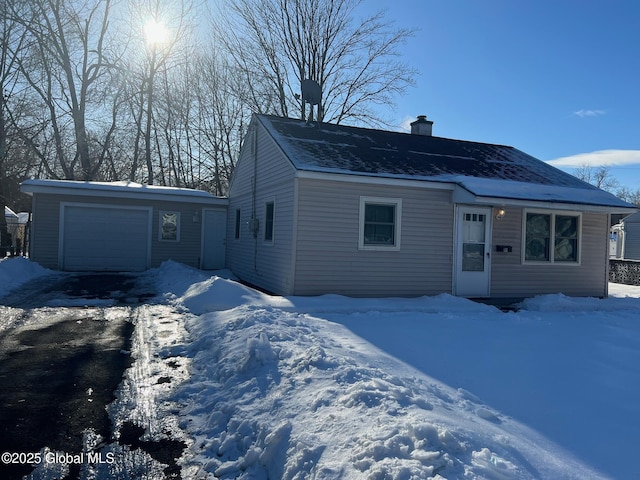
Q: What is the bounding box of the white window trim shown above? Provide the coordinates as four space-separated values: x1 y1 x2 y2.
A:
521 209 582 265
159 211 181 242
358 196 402 251
264 198 275 245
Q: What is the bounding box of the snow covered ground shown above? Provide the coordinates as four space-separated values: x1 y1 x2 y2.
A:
0 256 52 299
2 257 639 479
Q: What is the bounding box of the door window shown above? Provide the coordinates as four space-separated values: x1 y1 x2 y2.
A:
462 213 486 271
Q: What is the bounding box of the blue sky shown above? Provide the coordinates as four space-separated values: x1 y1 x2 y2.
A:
358 1 640 189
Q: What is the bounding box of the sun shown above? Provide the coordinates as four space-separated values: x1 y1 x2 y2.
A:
143 18 169 46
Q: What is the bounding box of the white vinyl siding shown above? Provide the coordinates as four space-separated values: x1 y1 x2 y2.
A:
226 119 297 294
294 179 453 297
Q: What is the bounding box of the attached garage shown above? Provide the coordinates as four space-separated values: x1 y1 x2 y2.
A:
21 179 228 272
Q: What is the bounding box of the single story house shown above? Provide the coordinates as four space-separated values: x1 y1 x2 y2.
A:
226 114 636 298
20 179 227 272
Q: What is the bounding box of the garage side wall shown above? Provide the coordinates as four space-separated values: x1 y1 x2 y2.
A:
30 192 221 271
30 193 61 269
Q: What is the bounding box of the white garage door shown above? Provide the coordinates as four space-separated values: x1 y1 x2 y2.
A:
61 204 151 272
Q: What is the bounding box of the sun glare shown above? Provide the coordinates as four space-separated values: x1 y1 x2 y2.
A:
143 19 169 46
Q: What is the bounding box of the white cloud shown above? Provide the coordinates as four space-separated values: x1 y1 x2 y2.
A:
399 116 415 133
573 109 606 118
547 149 640 168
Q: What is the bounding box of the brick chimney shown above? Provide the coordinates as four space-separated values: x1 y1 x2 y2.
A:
410 115 433 136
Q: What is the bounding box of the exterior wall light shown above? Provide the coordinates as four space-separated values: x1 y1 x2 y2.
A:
495 208 506 221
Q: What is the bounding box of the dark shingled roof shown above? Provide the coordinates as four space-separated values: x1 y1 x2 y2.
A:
258 114 584 186
257 114 635 210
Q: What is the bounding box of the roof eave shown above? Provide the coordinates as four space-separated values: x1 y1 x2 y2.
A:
20 179 228 206
453 188 637 213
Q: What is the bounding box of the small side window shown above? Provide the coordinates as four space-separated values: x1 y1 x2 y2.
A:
235 209 241 239
160 211 180 242
358 197 402 251
264 201 275 243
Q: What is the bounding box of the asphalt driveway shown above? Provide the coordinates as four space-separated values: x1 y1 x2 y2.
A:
0 273 183 480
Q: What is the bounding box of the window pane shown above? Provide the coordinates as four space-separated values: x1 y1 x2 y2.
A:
462 243 485 271
463 214 486 243
161 212 179 241
365 204 394 223
364 224 394 245
555 238 577 262
554 215 578 262
526 237 550 261
556 216 577 238
526 213 550 236
525 213 550 261
265 202 274 241
364 204 396 246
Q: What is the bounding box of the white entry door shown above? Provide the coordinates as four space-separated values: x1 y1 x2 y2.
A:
201 209 226 270
455 206 492 297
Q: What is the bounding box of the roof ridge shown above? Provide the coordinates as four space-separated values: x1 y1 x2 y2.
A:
255 113 516 150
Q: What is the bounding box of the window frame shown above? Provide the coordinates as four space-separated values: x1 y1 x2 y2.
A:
522 209 582 265
159 211 181 242
264 199 275 244
358 196 402 251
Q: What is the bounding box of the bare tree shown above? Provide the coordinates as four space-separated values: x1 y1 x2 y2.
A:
614 186 640 206
214 0 416 126
0 2 19 249
9 0 117 180
574 164 619 192
122 0 196 185
183 50 252 195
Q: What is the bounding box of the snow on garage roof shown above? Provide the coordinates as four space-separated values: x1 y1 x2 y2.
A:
20 179 228 205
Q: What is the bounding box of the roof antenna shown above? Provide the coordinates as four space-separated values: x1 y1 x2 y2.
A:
301 79 322 124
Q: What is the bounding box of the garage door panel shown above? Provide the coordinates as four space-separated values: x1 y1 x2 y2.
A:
62 205 150 272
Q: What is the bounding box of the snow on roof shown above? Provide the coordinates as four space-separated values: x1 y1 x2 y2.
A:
20 179 227 205
257 114 635 211
454 175 634 209
4 206 18 219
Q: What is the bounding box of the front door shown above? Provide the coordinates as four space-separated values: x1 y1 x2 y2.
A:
455 206 492 297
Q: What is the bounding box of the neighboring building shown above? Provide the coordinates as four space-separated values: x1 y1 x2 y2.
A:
20 180 227 271
610 211 640 260
226 114 636 299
